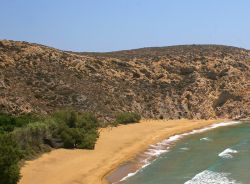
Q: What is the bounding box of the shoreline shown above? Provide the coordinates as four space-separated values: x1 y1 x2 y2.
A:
106 120 242 184
19 119 225 184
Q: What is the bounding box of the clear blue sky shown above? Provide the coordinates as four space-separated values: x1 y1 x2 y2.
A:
1 0 250 52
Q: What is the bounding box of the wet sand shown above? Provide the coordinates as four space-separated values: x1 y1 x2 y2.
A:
19 119 222 184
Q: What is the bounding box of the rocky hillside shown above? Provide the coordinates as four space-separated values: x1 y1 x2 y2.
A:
0 40 249 120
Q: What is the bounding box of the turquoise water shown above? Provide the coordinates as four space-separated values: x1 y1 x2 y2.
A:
119 121 250 184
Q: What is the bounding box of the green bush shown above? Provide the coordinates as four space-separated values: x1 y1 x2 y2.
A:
115 112 141 125
53 111 100 149
54 110 78 128
67 111 77 128
0 134 22 184
77 112 99 130
0 110 101 184
60 128 77 148
78 129 99 149
59 127 98 149
0 113 40 133
11 119 57 158
0 114 16 132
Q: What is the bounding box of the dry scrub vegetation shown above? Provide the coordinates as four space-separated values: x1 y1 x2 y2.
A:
0 40 249 120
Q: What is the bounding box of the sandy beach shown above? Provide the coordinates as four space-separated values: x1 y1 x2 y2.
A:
19 119 223 184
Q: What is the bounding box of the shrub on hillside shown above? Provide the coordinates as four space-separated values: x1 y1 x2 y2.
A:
52 110 77 128
115 112 141 125
0 113 40 133
0 114 15 132
0 134 22 184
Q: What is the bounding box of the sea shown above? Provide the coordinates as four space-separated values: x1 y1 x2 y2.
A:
108 121 250 184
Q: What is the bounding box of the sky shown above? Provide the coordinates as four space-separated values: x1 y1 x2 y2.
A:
0 0 250 52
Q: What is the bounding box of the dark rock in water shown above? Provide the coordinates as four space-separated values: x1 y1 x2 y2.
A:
0 40 249 120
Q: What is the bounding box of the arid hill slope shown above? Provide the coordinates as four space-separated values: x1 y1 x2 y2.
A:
0 40 249 120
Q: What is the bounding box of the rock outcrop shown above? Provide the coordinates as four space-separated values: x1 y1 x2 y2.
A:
0 40 249 120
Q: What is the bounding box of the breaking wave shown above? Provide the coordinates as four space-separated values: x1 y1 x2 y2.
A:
218 148 238 159
184 170 241 184
116 121 241 183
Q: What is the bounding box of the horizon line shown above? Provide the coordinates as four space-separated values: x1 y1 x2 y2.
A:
0 38 249 53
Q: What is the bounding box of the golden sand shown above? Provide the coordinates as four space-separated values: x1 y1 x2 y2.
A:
19 119 223 184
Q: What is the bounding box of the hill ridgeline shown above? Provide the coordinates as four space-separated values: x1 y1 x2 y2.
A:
0 40 249 120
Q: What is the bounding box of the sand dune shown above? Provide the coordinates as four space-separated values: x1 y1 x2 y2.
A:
19 119 222 184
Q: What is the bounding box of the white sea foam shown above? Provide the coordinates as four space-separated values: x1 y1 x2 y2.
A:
115 121 241 183
184 170 241 184
200 137 211 141
219 148 238 159
119 172 138 182
182 121 241 136
180 147 190 151
145 149 168 156
166 134 182 142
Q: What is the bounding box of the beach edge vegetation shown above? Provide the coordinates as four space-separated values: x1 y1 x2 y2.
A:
0 110 141 184
0 110 101 184
115 112 141 125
